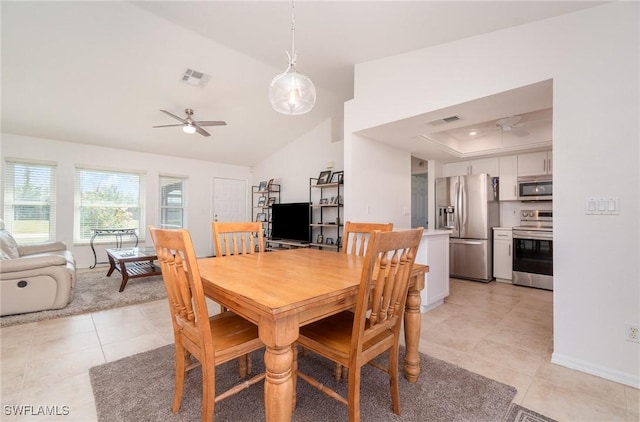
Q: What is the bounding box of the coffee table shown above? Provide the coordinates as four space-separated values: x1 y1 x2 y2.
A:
106 247 161 292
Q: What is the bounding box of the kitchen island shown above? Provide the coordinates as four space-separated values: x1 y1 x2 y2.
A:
415 229 451 312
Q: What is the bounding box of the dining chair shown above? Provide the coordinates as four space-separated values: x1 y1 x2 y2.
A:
341 221 393 256
148 226 265 422
331 221 394 379
294 227 423 422
211 221 264 257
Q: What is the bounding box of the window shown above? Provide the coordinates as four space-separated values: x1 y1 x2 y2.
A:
75 167 145 243
159 175 186 229
3 159 57 243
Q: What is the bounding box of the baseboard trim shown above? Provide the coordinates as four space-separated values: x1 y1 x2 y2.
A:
421 299 444 313
551 352 639 388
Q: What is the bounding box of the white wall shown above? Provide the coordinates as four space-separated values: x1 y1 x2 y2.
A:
343 133 412 228
345 2 639 387
1 134 252 266
252 119 343 203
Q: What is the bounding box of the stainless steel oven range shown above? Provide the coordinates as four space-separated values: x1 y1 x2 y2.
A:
512 210 553 290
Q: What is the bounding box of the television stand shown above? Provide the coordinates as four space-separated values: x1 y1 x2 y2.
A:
267 239 310 250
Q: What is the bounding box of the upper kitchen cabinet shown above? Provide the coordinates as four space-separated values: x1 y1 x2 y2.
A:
498 155 518 201
443 157 499 177
518 151 552 176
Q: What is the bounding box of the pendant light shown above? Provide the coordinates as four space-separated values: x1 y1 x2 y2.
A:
269 0 316 115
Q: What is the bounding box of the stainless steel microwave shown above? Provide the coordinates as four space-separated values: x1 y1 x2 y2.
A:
517 176 552 201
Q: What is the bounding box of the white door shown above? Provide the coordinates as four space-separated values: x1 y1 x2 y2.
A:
212 177 247 223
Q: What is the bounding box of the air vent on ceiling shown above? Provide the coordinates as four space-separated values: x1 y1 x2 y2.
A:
181 68 211 87
427 115 461 126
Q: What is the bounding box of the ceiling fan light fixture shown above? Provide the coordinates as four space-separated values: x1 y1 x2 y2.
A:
269 0 316 115
182 124 196 134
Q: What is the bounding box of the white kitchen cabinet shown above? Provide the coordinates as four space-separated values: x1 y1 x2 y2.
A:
498 155 518 201
493 228 512 281
443 157 499 177
518 151 552 176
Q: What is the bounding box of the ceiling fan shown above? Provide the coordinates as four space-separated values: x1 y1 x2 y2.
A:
495 115 529 137
152 108 226 137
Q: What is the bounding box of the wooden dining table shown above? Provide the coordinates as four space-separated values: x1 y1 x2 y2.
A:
197 248 428 422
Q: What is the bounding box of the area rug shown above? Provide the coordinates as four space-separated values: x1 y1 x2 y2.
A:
503 403 558 422
0 267 166 328
90 345 517 422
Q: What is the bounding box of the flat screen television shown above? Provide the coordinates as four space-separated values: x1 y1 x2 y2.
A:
270 202 311 243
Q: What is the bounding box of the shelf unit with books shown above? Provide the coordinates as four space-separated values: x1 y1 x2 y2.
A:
309 171 343 251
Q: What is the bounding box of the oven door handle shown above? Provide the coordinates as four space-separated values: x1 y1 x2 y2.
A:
513 230 553 241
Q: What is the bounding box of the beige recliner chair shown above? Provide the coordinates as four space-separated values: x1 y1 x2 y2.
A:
0 218 76 316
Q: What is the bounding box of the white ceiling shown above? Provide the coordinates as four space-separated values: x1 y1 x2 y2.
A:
1 1 603 167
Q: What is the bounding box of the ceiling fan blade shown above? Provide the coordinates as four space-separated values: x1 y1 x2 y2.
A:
160 109 187 123
152 124 183 128
194 125 211 137
194 120 227 126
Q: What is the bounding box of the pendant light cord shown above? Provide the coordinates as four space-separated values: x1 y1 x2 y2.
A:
290 0 297 68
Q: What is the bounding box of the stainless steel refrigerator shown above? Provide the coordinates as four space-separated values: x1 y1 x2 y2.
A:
435 174 500 282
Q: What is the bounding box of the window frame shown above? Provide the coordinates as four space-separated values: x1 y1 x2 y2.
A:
3 158 58 243
159 174 187 229
74 166 146 244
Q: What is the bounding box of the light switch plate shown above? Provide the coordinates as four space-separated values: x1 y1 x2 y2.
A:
585 196 619 215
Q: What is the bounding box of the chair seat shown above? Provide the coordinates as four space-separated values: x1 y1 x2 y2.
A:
299 311 394 366
208 312 263 362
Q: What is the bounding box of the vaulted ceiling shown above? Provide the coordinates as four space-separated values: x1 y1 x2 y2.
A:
1 1 603 166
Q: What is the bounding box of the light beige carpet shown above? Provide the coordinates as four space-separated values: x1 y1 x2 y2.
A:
90 345 518 421
0 267 165 327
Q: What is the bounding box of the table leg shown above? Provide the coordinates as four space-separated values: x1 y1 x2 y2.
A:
259 316 298 422
403 274 424 383
118 261 129 292
106 255 116 277
90 232 99 269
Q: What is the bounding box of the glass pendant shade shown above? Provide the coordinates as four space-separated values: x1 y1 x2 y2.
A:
182 124 196 134
269 0 315 115
269 66 316 115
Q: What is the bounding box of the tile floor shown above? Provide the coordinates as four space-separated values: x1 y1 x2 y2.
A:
1 278 638 421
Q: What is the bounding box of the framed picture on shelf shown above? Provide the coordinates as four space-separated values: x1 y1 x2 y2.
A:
257 196 267 207
316 233 324 244
330 171 343 184
267 178 275 191
325 237 334 245
317 170 331 185
258 181 267 191
256 212 266 222
267 197 276 206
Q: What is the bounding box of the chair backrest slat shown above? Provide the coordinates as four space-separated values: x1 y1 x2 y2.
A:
212 221 264 257
342 221 393 256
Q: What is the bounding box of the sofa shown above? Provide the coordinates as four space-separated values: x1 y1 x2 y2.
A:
0 218 76 316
